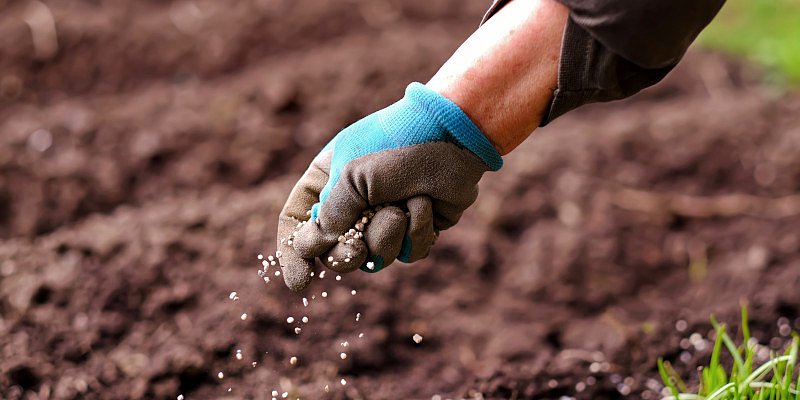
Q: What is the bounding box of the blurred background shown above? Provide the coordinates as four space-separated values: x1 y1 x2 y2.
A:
1 0 799 399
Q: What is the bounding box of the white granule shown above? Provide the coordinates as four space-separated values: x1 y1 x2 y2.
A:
413 334 423 344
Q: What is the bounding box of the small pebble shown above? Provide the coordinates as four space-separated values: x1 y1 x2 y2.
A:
302 316 309 323
290 356 298 365
287 317 295 323
366 262 375 270
341 341 349 347
235 349 243 360
281 392 288 398
274 270 281 276
294 327 302 334
268 255 274 261
324 385 330 393
413 334 423 344
177 395 184 400
321 291 328 298
328 256 334 262
319 271 326 279
302 298 309 307
340 352 347 360
341 378 347 386
336 275 342 281
351 289 357 295
252 362 257 367
218 371 224 379
229 291 238 301
358 332 364 338
258 254 264 260
355 313 361 322
272 390 279 396
240 313 248 321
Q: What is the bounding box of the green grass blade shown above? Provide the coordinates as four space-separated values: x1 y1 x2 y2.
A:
706 382 735 400
712 316 746 376
783 336 799 399
741 355 794 393
660 357 681 399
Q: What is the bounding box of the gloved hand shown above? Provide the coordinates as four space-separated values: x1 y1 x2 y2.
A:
276 82 502 292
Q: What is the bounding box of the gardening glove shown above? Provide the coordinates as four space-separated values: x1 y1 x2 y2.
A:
277 82 502 292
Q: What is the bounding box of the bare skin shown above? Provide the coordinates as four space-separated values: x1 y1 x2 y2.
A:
426 0 568 155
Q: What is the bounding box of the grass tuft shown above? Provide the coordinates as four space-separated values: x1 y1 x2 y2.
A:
660 306 799 400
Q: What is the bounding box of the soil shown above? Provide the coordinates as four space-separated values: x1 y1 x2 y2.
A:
2 1 800 399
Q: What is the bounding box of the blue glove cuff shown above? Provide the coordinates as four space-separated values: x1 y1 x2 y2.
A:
405 82 503 171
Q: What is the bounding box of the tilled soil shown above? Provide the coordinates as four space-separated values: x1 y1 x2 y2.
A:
2 1 800 399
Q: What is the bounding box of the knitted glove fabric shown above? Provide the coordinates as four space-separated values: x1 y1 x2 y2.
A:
277 82 502 292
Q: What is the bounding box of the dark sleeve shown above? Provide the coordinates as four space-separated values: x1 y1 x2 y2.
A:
482 0 726 126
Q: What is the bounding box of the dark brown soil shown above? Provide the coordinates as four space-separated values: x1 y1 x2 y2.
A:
2 1 800 399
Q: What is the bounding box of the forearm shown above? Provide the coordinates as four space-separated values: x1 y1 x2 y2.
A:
426 0 567 155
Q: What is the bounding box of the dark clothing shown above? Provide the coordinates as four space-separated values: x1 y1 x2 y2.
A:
482 0 726 125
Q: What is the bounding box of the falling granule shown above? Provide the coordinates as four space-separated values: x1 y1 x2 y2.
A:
355 313 361 322
262 260 269 268
227 388 231 392
272 390 279 396
235 349 243 360
321 291 328 298
319 271 326 279
341 378 347 386
217 371 224 379
311 295 316 300
274 270 281 276
268 255 274 261
258 254 264 260
301 316 309 323
324 385 330 393
177 395 184 400
281 392 288 398
302 297 309 307
336 275 342 281
341 341 349 347
289 356 298 365
294 327 302 334
240 313 248 321
340 352 347 360
366 261 375 270
412 333 423 344
351 290 357 295
327 256 334 262
228 291 239 301
358 332 364 338
252 362 257 367
287 316 295 323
